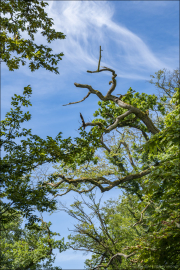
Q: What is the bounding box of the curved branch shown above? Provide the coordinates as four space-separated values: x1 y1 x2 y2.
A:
106 110 132 132
88 65 117 97
63 91 91 106
74 83 106 101
117 121 150 141
93 251 136 269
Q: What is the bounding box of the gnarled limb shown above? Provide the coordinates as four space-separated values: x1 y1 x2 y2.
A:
87 65 117 97
64 46 160 135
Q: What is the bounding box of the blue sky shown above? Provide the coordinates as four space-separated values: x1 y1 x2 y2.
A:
1 0 179 269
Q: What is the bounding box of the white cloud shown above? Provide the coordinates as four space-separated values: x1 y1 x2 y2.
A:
43 1 172 80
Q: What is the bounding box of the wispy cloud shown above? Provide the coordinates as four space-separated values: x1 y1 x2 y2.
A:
44 1 172 80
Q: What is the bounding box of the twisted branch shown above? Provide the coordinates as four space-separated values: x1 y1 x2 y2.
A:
63 46 160 135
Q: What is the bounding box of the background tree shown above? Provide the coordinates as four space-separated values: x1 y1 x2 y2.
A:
0 6 102 267
57 192 145 270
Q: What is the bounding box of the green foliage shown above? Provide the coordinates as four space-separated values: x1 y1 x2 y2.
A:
0 0 66 73
0 1 68 267
131 86 180 267
0 210 66 270
0 88 103 227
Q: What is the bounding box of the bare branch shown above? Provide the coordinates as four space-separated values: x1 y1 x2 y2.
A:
63 91 91 106
73 82 159 135
54 185 96 197
97 45 103 72
80 112 86 129
87 64 117 97
78 110 132 133
79 114 104 130
74 83 106 101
